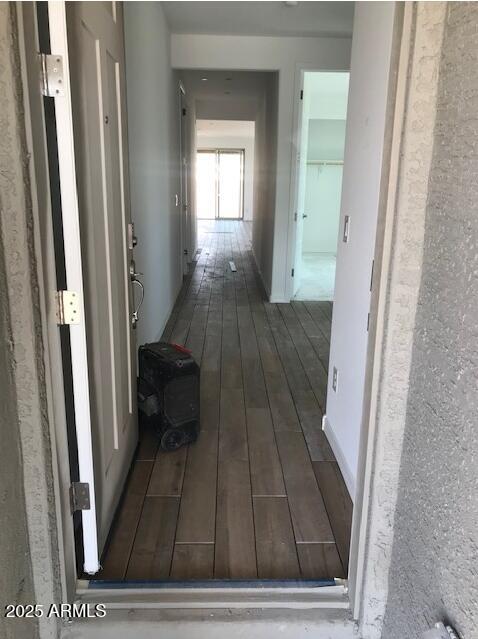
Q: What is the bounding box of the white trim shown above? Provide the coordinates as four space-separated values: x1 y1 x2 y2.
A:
178 81 188 275
347 2 411 621
285 63 306 302
285 64 350 303
322 416 355 499
48 1 100 575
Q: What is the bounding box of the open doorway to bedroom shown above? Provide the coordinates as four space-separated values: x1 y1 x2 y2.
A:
293 72 349 302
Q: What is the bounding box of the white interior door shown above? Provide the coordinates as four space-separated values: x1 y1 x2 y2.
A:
50 1 137 571
66 1 137 557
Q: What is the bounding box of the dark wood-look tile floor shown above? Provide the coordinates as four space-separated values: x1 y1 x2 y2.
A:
99 220 352 582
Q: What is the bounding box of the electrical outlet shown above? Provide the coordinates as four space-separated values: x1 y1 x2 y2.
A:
332 366 338 392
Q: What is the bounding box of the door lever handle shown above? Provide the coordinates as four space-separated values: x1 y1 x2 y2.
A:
131 279 144 329
302 214 308 219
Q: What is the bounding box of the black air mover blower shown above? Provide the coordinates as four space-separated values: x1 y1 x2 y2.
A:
138 342 200 451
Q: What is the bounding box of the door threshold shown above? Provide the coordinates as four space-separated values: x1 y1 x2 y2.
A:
75 578 349 610
85 578 338 589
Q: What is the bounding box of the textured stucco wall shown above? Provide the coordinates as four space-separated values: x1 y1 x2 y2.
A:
356 3 447 637
0 4 60 638
0 5 37 638
382 3 478 637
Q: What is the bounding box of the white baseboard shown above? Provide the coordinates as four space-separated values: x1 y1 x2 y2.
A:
269 295 289 303
322 415 355 501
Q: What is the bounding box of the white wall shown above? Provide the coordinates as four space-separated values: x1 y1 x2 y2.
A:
303 165 343 254
324 2 397 498
306 73 350 120
196 98 258 121
302 119 346 254
171 34 351 301
196 134 255 221
124 3 182 345
307 119 346 161
186 98 198 258
252 74 279 296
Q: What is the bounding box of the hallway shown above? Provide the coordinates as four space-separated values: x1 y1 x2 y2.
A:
99 220 352 582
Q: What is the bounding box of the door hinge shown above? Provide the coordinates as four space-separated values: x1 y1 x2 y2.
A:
55 290 80 325
70 482 91 513
294 212 298 221
300 89 304 100
182 107 187 116
370 259 375 291
291 268 295 277
39 53 64 97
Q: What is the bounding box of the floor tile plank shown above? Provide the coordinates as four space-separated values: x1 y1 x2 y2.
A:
175 429 218 543
215 389 257 578
147 447 187 497
276 432 334 543
291 301 330 369
170 544 214 580
253 497 300 579
303 301 332 342
247 407 286 497
100 461 153 580
297 543 344 579
126 496 179 580
136 426 159 461
313 461 353 571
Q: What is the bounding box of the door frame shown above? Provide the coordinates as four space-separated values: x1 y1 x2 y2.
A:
178 82 189 275
46 0 100 576
22 0 410 621
197 148 245 220
285 66 350 303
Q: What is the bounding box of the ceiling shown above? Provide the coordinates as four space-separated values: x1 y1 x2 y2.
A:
181 70 270 99
197 120 255 138
162 2 354 39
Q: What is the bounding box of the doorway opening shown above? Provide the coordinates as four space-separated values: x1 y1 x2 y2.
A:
37 0 399 606
197 119 254 222
293 72 349 302
197 149 245 220
82 66 351 583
